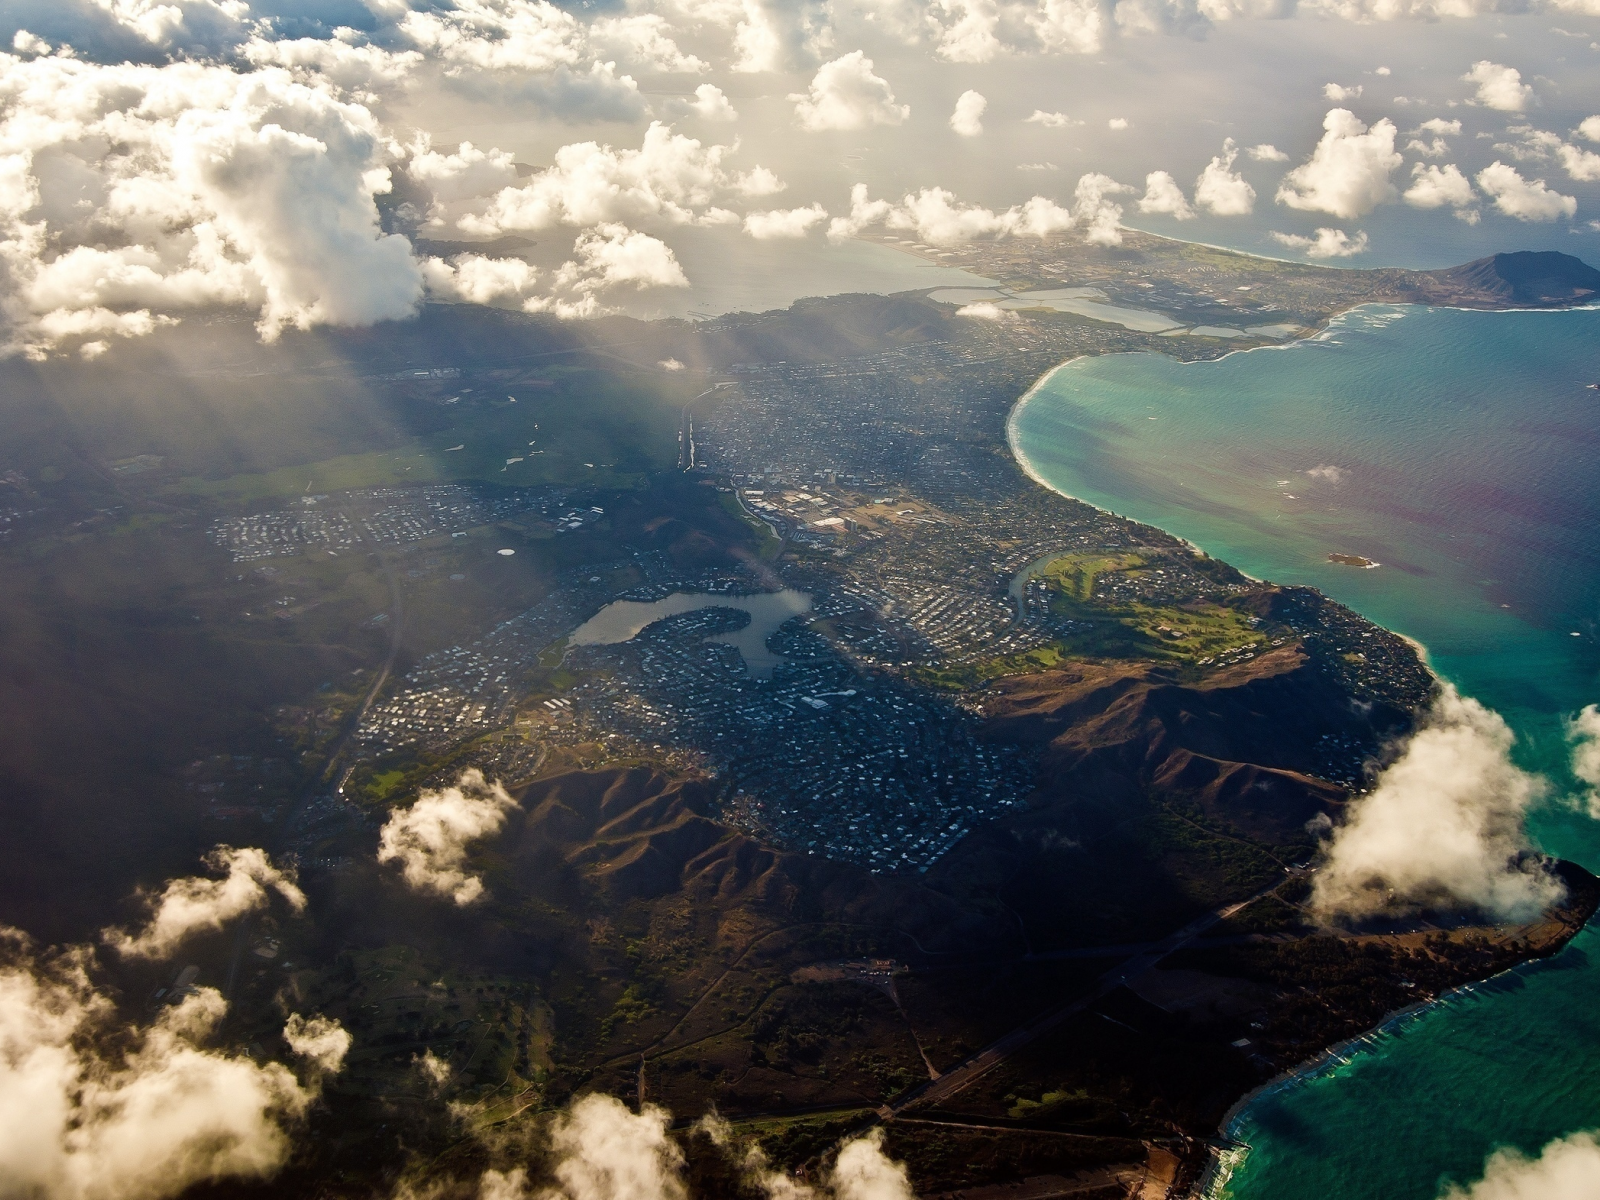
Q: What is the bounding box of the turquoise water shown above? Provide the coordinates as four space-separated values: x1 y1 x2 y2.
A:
1007 304 1600 1199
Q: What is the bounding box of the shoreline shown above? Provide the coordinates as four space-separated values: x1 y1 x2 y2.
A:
994 303 1594 1200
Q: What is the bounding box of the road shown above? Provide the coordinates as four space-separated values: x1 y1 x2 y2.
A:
889 882 1285 1115
221 545 405 1008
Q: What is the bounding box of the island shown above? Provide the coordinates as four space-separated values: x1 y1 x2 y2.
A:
1 234 1595 1200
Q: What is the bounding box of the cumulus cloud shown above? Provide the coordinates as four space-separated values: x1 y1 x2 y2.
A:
828 1129 915 1200
1568 705 1600 819
281 1014 352 1074
743 203 829 238
1556 143 1600 182
1073 173 1132 245
1404 163 1477 218
1324 82 1362 101
1580 116 1600 143
102 847 305 960
688 83 738 121
422 254 543 308
547 1094 686 1200
376 769 519 905
1247 143 1289 162
827 180 1085 245
557 223 688 292
1305 463 1347 482
1311 686 1566 923
1271 227 1369 257
461 123 737 234
955 300 1018 320
589 13 707 73
408 138 520 218
734 166 787 196
790 52 909 132
1440 1129 1600 1200
729 0 834 73
1276 109 1401 219
949 89 987 136
0 54 425 357
1464 60 1533 112
0 931 324 1200
1138 170 1195 219
1407 116 1461 156
1476 162 1577 220
1025 110 1080 127
1195 138 1256 216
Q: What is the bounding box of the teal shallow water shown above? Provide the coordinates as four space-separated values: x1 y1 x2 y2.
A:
1007 304 1600 1199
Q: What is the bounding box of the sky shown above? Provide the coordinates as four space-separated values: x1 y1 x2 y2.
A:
1 0 1598 356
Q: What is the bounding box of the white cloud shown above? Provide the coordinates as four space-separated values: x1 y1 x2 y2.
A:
408 138 519 205
743 203 829 238
1025 109 1080 128
589 14 707 73
74 0 250 51
1580 116 1600 143
688 83 738 121
101 847 305 960
1464 60 1533 112
1247 143 1289 162
1271 227 1369 257
1305 464 1346 482
828 182 1075 244
1557 143 1600 181
240 36 423 93
730 0 834 73
949 89 987 136
1568 705 1600 819
829 1129 915 1200
1073 172 1132 245
934 0 1004 62
790 52 909 132
1195 138 1256 216
1476 161 1578 220
1138 170 1195 219
734 166 787 196
1407 116 1462 156
399 0 585 74
280 1014 351 1075
1440 1129 1600 1200
461 123 736 234
1276 109 1401 219
1107 116 1129 130
1324 82 1362 101
422 254 543 307
1311 686 1566 923
376 769 518 905
547 1094 686 1200
1404 163 1476 216
0 932 323 1200
955 300 1018 320
12 30 54 55
0 54 426 358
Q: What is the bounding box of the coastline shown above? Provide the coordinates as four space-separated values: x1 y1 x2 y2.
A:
994 306 1596 1200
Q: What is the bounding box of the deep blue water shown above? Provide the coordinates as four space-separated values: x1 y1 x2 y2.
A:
1007 305 1600 1199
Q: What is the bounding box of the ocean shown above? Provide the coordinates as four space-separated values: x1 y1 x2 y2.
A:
1006 304 1600 1199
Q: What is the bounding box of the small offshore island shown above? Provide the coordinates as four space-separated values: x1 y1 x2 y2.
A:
4 232 1598 1199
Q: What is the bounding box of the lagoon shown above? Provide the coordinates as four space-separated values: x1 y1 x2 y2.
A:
567 589 813 678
